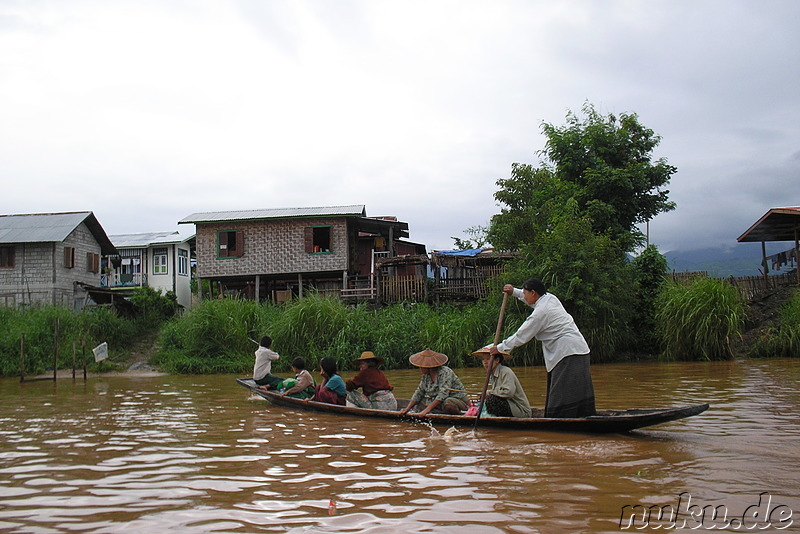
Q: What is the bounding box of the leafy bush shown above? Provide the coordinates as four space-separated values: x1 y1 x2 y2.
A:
129 287 180 329
629 245 669 354
656 278 745 360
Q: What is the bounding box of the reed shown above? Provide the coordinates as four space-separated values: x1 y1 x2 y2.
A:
656 278 745 361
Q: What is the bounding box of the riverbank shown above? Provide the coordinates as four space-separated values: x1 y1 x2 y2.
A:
21 284 797 380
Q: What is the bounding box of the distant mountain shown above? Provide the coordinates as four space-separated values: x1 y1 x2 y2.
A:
663 242 797 278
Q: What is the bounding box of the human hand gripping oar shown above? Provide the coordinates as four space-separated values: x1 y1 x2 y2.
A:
473 292 509 430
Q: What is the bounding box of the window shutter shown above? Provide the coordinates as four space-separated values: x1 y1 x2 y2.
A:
87 253 100 273
219 231 228 255
304 227 313 253
64 247 75 268
0 246 14 268
234 231 244 257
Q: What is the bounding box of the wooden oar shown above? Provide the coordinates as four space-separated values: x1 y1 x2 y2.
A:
473 292 509 430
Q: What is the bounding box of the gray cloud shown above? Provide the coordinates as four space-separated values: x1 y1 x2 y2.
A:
1 0 797 254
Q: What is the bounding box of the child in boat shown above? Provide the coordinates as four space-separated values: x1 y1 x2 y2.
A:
279 357 316 399
472 345 532 418
310 357 346 405
253 336 283 390
345 351 398 410
399 349 468 416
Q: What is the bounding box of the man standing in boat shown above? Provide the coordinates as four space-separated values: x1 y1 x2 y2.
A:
490 278 596 418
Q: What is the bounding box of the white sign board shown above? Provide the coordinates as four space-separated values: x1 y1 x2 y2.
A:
92 342 108 362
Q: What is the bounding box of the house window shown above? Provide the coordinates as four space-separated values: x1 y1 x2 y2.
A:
217 230 244 258
120 251 142 275
0 246 14 268
87 253 100 274
153 247 168 274
178 249 188 276
64 246 75 268
305 226 332 253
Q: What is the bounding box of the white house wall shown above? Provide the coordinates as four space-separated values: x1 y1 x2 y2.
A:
146 244 192 310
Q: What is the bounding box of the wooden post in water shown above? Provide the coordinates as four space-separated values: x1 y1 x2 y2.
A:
53 317 59 382
72 340 77 379
19 333 25 382
82 338 87 380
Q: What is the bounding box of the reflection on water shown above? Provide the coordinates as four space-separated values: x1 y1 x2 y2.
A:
1 360 798 533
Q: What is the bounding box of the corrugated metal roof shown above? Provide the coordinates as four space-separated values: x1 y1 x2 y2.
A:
179 205 367 224
0 212 95 244
109 231 186 248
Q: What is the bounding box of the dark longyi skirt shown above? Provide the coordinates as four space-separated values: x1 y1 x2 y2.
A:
545 354 596 418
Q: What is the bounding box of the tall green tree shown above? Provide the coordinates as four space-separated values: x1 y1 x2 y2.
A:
489 102 676 253
487 103 676 358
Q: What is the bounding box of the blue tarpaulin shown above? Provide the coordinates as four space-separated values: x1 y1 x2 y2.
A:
435 248 484 257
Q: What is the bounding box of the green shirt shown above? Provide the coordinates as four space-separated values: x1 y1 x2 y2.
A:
489 365 532 418
410 366 467 404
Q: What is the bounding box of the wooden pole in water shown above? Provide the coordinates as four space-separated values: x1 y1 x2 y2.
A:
82 338 87 380
473 292 509 430
53 317 59 382
19 333 25 382
72 340 77 379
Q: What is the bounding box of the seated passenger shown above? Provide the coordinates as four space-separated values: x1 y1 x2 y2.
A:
253 335 283 390
279 357 316 399
472 345 532 418
311 357 346 405
345 351 398 411
399 349 468 416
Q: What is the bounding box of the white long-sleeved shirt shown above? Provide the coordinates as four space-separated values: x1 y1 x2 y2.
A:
497 289 590 372
253 346 280 380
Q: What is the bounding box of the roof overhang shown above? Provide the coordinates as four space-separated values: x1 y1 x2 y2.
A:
179 205 367 225
737 207 800 243
353 217 410 239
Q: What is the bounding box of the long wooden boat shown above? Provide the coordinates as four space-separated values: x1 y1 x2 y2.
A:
236 378 709 433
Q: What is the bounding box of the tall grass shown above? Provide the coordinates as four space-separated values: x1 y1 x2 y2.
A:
0 288 181 377
0 306 139 376
656 278 746 361
750 289 800 358
156 294 511 374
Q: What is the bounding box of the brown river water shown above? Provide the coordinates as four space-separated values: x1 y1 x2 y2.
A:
1 359 798 533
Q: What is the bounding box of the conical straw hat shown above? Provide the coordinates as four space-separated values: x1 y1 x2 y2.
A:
470 344 511 358
409 348 448 368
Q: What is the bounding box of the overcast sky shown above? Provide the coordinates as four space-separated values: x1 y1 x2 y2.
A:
1 0 798 253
